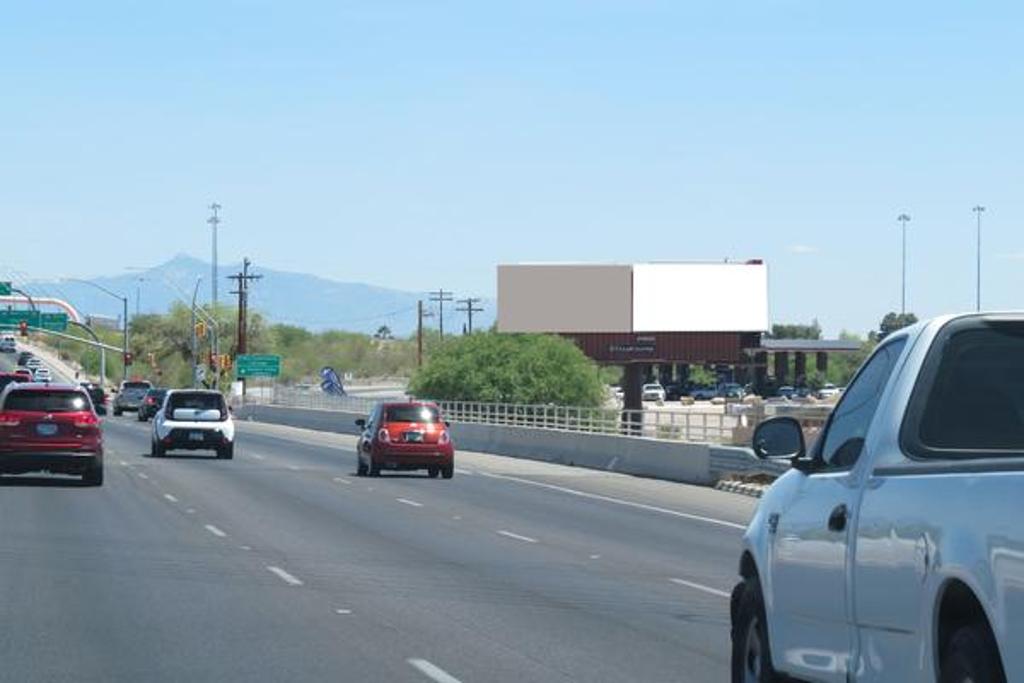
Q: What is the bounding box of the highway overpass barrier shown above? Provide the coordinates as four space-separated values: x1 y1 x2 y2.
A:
234 402 786 487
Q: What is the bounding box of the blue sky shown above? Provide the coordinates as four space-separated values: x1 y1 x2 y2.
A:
1 1 1021 336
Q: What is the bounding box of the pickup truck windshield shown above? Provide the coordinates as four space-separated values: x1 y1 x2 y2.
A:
915 320 1024 452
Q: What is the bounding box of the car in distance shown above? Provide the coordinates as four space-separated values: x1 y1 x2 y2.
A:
816 382 841 399
151 390 234 458
25 358 42 370
32 367 52 382
16 351 32 366
641 383 666 402
79 382 107 415
0 383 103 485
732 313 1024 683
689 385 717 401
112 381 152 416
12 369 33 382
355 402 453 478
137 388 167 422
0 334 16 353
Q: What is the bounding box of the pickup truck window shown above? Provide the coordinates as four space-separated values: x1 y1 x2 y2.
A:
817 337 906 469
906 318 1024 456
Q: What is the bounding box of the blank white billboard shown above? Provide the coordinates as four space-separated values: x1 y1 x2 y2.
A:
631 263 768 332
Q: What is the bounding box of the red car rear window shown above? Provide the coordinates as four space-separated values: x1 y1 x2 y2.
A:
384 405 440 423
5 390 90 413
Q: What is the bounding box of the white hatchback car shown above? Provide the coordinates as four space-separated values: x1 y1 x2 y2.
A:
32 367 52 382
151 389 235 459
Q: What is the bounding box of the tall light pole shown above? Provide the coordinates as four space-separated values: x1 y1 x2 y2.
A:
208 202 222 313
62 278 129 385
973 205 985 312
897 213 911 314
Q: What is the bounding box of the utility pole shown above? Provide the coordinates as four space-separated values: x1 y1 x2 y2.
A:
208 202 222 313
456 297 484 334
229 258 262 394
417 300 434 368
973 205 985 311
897 213 911 314
428 288 453 339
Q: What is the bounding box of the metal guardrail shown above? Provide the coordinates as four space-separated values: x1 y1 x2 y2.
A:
244 384 833 446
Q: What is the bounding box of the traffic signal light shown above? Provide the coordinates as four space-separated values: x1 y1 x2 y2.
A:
18 320 27 337
195 320 207 339
124 351 134 365
220 354 232 371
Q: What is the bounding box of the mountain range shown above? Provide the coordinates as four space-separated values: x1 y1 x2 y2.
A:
23 255 495 337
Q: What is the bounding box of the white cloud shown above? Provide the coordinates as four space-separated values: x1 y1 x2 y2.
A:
788 244 819 254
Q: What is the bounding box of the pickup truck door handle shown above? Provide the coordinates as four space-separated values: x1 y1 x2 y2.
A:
827 504 848 532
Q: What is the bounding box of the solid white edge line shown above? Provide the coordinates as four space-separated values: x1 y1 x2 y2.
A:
266 565 303 586
332 477 351 485
453 467 473 475
476 471 746 530
204 524 227 538
249 453 266 460
397 498 424 507
137 472 149 479
163 494 178 503
408 658 463 683
669 577 731 599
497 529 538 544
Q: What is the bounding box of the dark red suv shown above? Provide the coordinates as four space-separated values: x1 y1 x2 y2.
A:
355 402 454 478
0 384 104 485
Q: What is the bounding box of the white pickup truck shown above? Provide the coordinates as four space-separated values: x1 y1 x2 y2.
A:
732 313 1022 683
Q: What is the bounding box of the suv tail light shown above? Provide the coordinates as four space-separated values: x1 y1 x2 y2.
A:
74 414 99 430
377 428 390 443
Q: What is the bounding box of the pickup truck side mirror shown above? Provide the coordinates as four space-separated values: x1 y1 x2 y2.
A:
752 417 806 460
355 418 366 429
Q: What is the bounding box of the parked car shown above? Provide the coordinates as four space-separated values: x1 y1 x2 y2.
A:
718 382 745 399
113 382 152 415
816 382 841 399
79 382 107 415
32 367 52 382
0 334 16 353
355 402 453 478
689 385 717 401
151 390 234 458
774 385 795 400
641 383 666 402
137 388 167 422
664 382 685 401
0 383 103 484
732 313 1024 683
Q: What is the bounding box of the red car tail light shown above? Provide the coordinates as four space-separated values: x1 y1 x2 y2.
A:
377 427 390 443
73 414 99 430
0 413 20 428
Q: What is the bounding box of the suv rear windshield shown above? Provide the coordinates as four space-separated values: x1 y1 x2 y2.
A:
906 319 1024 455
5 390 90 413
166 393 226 415
122 381 151 390
385 405 440 423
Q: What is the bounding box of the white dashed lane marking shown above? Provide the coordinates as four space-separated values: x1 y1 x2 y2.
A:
204 524 227 538
163 494 178 503
397 498 423 508
497 530 538 544
266 566 303 586
408 658 463 683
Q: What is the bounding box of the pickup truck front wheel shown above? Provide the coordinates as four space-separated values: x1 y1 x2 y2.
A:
940 623 1006 683
731 577 781 683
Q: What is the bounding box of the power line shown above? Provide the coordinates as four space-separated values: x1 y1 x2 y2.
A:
228 258 263 394
456 297 484 334
428 288 454 339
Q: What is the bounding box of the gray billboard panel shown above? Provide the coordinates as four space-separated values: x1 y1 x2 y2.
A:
497 264 632 333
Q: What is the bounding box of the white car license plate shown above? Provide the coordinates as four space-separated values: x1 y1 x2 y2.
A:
189 431 204 442
36 423 58 436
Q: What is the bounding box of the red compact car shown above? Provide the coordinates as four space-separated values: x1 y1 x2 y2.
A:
0 383 104 485
11 369 33 383
355 402 454 478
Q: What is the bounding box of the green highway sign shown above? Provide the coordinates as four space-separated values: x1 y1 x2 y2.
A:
236 354 281 378
0 282 10 296
0 310 70 332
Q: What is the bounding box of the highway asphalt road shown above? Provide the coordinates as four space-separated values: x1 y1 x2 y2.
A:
0 354 757 682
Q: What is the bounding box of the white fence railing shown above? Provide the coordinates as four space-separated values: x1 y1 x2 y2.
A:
244 385 833 446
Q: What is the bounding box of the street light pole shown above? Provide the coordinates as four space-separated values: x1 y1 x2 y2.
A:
208 203 222 313
62 278 129 386
897 213 911 314
973 205 985 312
